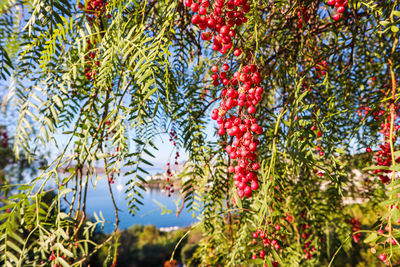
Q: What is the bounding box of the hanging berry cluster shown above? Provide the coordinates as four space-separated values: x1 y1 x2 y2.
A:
346 218 361 243
78 0 111 21
0 129 8 148
296 210 321 261
165 127 179 197
357 102 400 183
372 225 398 264
314 60 328 78
373 106 400 183
326 0 347 21
296 7 309 29
78 1 112 82
84 40 99 81
186 0 250 55
214 63 264 199
186 0 263 199
249 212 318 264
164 172 175 197
360 88 400 263
169 128 178 148
251 207 322 262
250 223 284 265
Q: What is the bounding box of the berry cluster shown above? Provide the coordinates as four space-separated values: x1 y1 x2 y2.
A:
165 127 179 197
186 0 250 55
315 60 328 77
84 40 99 81
295 210 321 260
251 225 282 266
315 145 324 157
0 129 8 148
211 64 263 198
374 225 398 264
300 224 317 260
378 252 387 262
327 0 347 21
47 247 70 267
163 173 175 197
356 102 400 183
310 125 325 159
372 107 400 183
186 0 263 199
297 7 309 29
78 0 111 21
373 142 397 183
48 252 60 267
78 1 112 82
169 128 178 148
250 212 317 265
347 218 361 243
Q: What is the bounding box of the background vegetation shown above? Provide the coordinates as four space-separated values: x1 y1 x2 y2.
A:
1 0 400 266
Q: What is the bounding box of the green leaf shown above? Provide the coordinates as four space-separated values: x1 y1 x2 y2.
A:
364 232 378 244
379 21 390 27
379 198 399 207
233 190 242 210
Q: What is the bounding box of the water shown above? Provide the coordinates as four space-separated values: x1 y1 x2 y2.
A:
66 170 199 233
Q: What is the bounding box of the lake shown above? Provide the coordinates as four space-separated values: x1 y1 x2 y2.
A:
67 171 199 233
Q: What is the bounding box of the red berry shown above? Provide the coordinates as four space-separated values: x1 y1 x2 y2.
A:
184 0 192 7
366 147 372 153
337 6 345 13
220 25 230 35
244 186 252 197
259 250 265 258
251 180 259 190
228 166 235 173
190 3 199 12
378 253 386 261
199 7 207 15
191 15 201 24
201 0 209 7
248 105 256 114
333 13 341 21
207 18 216 28
237 189 244 198
251 162 260 170
233 48 242 57
201 32 212 41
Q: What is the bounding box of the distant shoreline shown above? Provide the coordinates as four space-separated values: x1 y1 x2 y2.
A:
59 164 183 175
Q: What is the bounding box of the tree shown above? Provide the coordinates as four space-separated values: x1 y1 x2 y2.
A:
0 0 399 266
